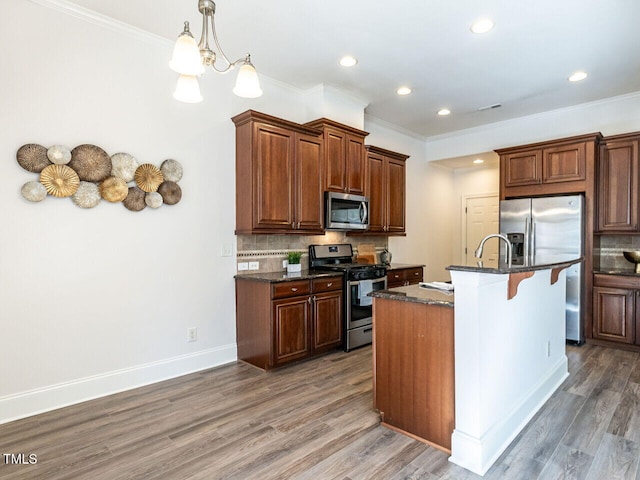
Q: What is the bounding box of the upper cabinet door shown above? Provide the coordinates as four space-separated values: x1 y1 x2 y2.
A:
386 157 406 233
303 119 369 195
503 150 542 187
346 134 366 195
366 151 386 233
253 122 295 230
543 142 586 184
295 133 324 231
325 127 347 192
597 139 639 232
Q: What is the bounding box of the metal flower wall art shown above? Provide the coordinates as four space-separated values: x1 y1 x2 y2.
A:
17 143 183 211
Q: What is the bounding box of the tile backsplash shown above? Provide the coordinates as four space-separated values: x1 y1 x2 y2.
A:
236 232 388 274
594 235 640 270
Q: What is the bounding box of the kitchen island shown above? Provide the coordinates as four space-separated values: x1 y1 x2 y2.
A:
370 257 582 476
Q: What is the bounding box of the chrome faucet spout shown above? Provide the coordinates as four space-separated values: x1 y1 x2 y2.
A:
474 233 513 268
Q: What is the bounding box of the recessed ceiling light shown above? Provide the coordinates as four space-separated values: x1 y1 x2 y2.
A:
437 108 451 116
473 159 485 164
339 56 358 67
470 18 495 34
568 71 588 82
396 86 412 96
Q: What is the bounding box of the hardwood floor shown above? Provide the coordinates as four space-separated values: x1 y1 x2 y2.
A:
1 343 639 479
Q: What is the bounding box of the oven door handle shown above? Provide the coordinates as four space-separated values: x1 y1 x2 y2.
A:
349 277 387 286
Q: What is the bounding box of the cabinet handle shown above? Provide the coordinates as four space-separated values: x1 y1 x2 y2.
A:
291 287 298 292
327 282 333 287
308 297 311 304
297 222 300 229
394 274 400 279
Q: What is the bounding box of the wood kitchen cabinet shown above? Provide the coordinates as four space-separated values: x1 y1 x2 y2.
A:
373 297 454 451
233 110 324 235
496 133 601 200
386 266 424 288
236 275 343 370
596 132 640 233
358 145 409 235
304 118 369 195
592 274 640 350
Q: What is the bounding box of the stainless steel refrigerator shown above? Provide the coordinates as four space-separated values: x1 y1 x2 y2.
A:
499 195 584 343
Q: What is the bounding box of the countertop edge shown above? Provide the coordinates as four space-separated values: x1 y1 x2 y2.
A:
446 257 583 275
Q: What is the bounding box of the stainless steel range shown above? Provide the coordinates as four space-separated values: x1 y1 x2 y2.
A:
309 244 387 351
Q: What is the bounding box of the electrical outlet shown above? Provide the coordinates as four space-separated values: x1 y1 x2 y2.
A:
220 243 233 257
249 261 259 270
283 260 288 269
187 327 197 343
238 262 249 271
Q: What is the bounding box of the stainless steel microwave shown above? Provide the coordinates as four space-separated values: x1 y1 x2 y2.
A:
325 192 369 230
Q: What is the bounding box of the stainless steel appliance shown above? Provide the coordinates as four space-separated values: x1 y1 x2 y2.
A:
309 244 386 351
325 192 369 230
500 195 584 344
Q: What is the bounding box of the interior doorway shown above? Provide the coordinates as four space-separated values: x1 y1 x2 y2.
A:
464 194 499 266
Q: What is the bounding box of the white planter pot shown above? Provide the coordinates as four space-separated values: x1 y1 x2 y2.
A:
287 263 302 273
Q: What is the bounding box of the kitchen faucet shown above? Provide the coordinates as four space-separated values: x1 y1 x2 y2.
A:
475 234 513 268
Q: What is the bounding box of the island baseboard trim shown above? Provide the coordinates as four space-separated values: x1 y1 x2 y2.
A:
449 356 568 476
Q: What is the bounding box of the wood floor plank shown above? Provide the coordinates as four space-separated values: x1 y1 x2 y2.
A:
536 444 594 480
1 344 639 480
607 381 640 443
561 387 622 456
585 433 640 480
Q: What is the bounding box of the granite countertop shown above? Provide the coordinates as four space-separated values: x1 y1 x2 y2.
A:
234 270 342 283
385 263 425 270
370 284 454 307
593 268 640 277
447 256 583 275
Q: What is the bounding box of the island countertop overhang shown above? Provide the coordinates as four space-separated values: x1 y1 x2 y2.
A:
446 256 583 275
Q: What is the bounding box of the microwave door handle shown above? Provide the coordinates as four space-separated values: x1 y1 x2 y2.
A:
360 201 368 223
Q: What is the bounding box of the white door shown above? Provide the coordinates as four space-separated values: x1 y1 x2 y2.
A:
465 195 499 266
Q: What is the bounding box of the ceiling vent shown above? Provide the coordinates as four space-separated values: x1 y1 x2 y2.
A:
478 103 502 111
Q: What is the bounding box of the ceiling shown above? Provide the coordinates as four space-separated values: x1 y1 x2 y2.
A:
67 0 640 138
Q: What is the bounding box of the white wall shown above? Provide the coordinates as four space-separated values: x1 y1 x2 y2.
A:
0 0 310 423
451 164 500 264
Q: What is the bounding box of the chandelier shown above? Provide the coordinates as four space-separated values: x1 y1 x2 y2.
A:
169 0 262 103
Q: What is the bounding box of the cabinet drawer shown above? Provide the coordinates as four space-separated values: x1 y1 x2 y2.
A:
594 274 640 290
312 276 343 293
404 267 424 283
272 280 310 299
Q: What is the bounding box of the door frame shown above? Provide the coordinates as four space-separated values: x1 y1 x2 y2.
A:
460 192 499 264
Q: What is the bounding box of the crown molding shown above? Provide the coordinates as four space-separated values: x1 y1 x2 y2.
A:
29 0 172 46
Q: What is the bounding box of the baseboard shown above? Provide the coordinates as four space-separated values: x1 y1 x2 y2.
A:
0 344 237 425
449 355 568 475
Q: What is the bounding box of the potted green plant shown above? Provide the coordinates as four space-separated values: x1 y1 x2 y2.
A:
286 251 303 273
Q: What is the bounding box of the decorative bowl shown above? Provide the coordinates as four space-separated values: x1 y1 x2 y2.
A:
623 251 640 273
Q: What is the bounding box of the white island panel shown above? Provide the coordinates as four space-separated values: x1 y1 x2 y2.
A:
448 268 569 476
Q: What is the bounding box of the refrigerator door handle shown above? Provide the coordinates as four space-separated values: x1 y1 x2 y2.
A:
524 217 530 264
531 220 536 262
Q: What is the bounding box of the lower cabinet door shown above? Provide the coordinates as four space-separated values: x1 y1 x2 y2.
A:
593 287 635 344
312 291 343 353
273 296 311 365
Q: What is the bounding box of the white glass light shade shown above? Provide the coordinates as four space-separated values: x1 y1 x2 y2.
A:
173 75 203 103
169 33 205 75
232 63 263 98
